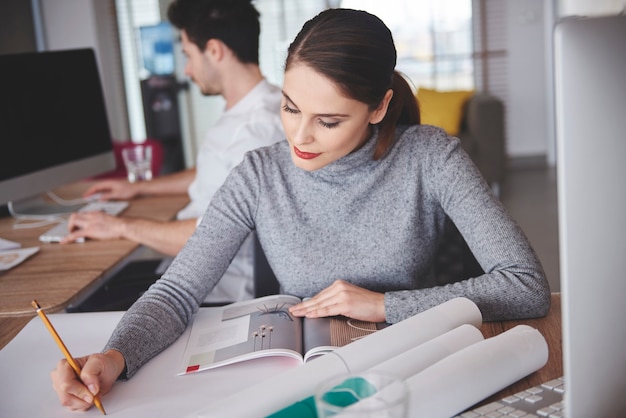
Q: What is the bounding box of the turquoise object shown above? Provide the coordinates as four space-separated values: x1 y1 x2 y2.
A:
266 376 377 418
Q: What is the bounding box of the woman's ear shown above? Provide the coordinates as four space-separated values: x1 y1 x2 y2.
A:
369 89 394 124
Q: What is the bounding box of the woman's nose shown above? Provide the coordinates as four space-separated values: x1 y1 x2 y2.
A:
291 120 314 145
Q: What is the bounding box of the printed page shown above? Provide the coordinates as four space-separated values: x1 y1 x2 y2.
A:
302 317 381 362
179 294 304 375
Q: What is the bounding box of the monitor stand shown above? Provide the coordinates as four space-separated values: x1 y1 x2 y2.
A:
8 193 85 218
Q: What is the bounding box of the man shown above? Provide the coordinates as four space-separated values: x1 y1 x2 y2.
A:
61 0 283 303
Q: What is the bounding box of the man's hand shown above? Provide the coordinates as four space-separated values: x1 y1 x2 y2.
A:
83 179 141 201
60 211 125 244
289 279 386 323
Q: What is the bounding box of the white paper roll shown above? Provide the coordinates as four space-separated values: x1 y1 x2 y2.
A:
406 324 549 418
368 323 484 379
189 297 482 418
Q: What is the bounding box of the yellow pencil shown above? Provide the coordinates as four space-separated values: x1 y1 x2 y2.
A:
31 300 106 415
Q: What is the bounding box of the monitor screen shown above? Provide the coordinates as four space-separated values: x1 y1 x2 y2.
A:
0 48 115 212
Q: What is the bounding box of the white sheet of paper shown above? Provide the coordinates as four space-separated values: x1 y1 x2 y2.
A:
0 237 21 251
0 309 296 418
0 246 39 270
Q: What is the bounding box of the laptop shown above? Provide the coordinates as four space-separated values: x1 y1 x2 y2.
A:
460 14 626 418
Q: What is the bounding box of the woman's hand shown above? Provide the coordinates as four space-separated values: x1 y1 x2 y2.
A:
51 350 125 411
289 279 386 323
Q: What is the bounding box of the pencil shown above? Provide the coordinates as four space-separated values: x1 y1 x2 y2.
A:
31 300 106 415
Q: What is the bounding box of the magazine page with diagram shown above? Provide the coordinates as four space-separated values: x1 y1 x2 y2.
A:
178 294 382 375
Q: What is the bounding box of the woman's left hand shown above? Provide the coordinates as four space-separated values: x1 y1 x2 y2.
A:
289 279 386 323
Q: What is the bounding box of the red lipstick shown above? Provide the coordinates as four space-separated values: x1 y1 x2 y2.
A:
294 146 321 160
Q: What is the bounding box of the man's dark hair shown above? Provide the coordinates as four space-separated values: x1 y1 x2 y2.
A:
167 0 260 64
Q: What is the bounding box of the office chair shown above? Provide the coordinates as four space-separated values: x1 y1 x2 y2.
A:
433 217 484 285
253 233 281 298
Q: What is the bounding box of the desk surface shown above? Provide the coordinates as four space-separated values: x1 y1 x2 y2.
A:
0 182 188 317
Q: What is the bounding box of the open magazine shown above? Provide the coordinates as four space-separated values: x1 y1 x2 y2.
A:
179 294 384 375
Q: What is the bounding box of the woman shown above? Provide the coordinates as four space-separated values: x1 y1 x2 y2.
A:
51 8 550 411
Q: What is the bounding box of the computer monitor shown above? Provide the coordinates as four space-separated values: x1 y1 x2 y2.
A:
554 14 626 417
0 48 115 215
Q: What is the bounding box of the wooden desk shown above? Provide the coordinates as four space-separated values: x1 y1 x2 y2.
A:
0 182 188 330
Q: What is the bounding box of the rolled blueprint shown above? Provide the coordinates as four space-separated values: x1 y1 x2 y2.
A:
406 324 548 418
367 323 484 378
188 297 483 418
268 324 484 418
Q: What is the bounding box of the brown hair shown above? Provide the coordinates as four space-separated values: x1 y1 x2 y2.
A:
285 8 420 160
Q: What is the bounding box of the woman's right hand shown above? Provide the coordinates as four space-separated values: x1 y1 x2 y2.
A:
83 179 141 201
51 349 125 411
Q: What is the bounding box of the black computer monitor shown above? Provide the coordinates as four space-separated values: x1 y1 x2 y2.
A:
0 48 116 215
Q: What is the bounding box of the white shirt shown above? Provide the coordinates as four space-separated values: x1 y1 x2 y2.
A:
177 79 284 302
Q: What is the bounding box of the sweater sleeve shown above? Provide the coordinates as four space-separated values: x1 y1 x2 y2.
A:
384 128 550 323
103 156 260 378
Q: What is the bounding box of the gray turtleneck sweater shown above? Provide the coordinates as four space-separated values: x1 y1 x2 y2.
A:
106 124 550 378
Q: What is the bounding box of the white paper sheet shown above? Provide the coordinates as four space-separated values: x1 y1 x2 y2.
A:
0 246 39 270
0 236 20 251
0 310 297 418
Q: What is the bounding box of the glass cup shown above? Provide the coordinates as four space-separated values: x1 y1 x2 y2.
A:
121 144 153 183
315 372 408 418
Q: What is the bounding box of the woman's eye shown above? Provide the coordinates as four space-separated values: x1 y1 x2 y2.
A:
282 104 298 114
318 120 339 129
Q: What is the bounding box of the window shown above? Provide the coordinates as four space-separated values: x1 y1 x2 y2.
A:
115 0 162 141
342 0 474 91
256 0 474 92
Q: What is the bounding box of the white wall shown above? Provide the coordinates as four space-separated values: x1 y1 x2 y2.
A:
503 0 626 164
559 0 625 16
180 83 225 168
505 0 550 159
39 0 130 141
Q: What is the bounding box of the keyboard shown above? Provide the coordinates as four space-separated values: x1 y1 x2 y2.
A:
456 376 565 418
39 201 129 243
